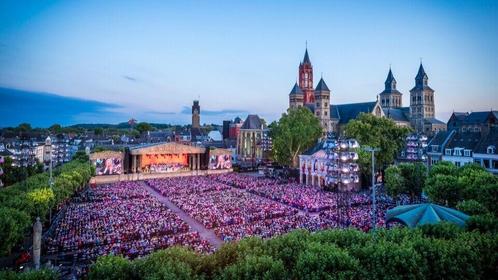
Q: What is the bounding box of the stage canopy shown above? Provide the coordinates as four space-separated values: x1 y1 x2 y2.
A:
386 203 469 228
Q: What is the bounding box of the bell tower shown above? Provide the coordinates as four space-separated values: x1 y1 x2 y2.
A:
299 47 314 105
192 100 200 129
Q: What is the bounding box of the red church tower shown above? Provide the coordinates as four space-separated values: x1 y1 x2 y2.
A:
299 48 314 104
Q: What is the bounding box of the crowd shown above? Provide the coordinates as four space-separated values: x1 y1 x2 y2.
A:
147 177 299 229
45 181 212 262
210 174 370 212
146 174 394 241
47 173 400 261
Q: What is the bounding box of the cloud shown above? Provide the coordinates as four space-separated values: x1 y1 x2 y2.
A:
122 75 138 82
180 106 248 116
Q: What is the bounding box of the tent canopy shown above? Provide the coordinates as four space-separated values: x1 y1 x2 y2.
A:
386 203 469 228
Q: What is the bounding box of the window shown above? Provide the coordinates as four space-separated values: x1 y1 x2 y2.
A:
487 145 496 154
431 159 439 165
445 149 452 155
453 148 462 156
493 160 498 170
464 150 471 157
455 162 461 167
431 145 439 152
324 111 328 116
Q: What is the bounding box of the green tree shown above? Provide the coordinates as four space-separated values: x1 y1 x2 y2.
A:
221 255 287 280
93 127 104 136
0 207 30 255
136 122 153 134
88 255 134 280
429 161 458 177
294 242 359 280
456 200 488 216
48 124 63 134
399 162 427 202
424 174 461 207
344 113 411 183
476 183 498 216
72 150 89 162
270 107 322 167
384 165 405 201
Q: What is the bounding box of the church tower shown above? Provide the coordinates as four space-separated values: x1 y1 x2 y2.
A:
314 77 331 132
410 63 435 133
192 100 200 129
379 67 403 109
289 82 304 109
299 48 314 104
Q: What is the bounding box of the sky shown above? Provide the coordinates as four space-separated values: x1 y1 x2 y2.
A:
0 0 497 127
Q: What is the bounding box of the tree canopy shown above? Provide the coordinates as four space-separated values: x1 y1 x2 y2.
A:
85 225 498 280
270 107 322 167
344 113 411 183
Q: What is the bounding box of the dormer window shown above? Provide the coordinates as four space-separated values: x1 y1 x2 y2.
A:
464 150 471 157
445 149 452 156
488 145 496 154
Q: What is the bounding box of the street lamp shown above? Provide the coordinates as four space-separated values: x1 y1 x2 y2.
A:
363 146 380 231
45 136 54 224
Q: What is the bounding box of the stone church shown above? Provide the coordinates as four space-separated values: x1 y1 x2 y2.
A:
288 48 446 136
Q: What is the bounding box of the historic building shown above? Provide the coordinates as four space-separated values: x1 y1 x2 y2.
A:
190 100 204 141
288 48 446 135
236 114 269 163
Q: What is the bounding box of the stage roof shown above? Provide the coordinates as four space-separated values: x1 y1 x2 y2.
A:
90 150 124 160
130 142 205 155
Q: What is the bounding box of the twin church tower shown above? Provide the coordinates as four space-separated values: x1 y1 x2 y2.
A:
288 48 444 134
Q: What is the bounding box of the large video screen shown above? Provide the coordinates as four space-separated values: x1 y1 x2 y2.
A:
95 158 122 175
209 154 232 170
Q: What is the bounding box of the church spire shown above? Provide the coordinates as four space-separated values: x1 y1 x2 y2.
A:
415 63 428 88
303 48 311 65
384 67 396 90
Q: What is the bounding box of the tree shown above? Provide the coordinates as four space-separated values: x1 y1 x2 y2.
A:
424 174 461 207
456 200 488 216
72 150 89 162
88 255 133 280
0 207 30 255
344 113 411 182
270 107 322 167
136 122 153 134
429 161 458 177
384 165 405 201
399 162 427 202
221 255 287 280
294 242 359 280
94 127 103 136
48 124 63 134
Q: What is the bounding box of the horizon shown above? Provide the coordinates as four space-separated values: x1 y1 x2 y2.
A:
1 0 497 127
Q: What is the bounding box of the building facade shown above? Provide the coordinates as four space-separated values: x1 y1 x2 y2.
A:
427 111 498 174
236 114 267 163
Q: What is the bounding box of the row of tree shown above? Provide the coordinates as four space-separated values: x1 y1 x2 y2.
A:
0 158 94 256
81 223 497 280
